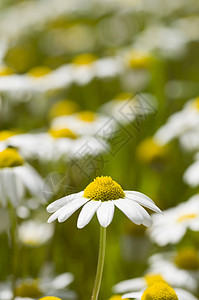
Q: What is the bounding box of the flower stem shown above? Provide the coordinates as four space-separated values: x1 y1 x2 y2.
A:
91 226 106 300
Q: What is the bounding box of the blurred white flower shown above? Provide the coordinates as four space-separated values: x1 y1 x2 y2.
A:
123 282 198 300
148 248 199 293
147 194 199 246
0 273 75 300
99 92 157 125
0 148 45 207
18 220 54 247
183 152 199 187
154 97 199 146
47 175 161 228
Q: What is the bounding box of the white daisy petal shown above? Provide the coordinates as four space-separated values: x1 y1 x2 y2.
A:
175 288 198 300
96 201 115 227
58 197 89 222
122 291 142 299
113 277 145 293
125 191 162 214
77 200 101 229
47 191 84 213
114 199 151 226
14 164 43 197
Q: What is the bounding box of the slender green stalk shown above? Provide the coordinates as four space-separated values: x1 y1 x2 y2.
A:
91 226 106 300
8 203 19 300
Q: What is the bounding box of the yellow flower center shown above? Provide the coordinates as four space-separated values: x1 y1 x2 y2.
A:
84 176 125 201
15 281 42 298
144 274 167 287
174 248 199 270
177 213 197 223
49 128 77 139
109 295 129 300
127 50 153 69
72 53 97 65
191 96 199 111
77 111 96 122
0 130 16 141
0 148 24 168
39 297 62 300
48 99 80 119
0 66 14 76
28 66 51 77
141 282 178 300
136 138 166 163
114 92 132 102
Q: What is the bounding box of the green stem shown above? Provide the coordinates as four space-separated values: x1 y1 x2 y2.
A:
91 226 106 300
8 204 19 299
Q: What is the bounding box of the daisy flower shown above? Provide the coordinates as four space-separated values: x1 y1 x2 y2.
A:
0 148 44 207
51 110 114 138
123 282 198 300
148 248 199 292
47 175 161 228
18 220 54 247
99 92 157 125
147 194 199 246
0 273 75 300
154 96 199 146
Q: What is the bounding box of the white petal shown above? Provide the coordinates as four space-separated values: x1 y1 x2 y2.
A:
58 197 89 222
40 273 74 291
122 291 142 299
175 288 198 300
113 277 145 293
47 191 84 213
2 169 19 206
77 200 101 229
125 191 162 214
114 199 152 226
14 164 43 197
96 201 115 227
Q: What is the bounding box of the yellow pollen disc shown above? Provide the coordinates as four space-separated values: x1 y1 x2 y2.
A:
0 148 24 168
14 281 42 298
127 50 153 69
141 282 178 300
48 99 80 119
84 176 125 201
109 295 129 300
174 248 199 270
72 53 97 65
28 66 51 77
114 92 132 102
0 66 14 76
39 297 62 300
177 213 197 223
191 96 199 111
77 111 96 122
136 138 166 163
144 274 167 287
49 128 77 139
0 130 16 141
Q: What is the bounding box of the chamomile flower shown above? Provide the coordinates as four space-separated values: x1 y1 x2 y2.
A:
0 148 44 207
48 99 80 120
123 282 198 300
154 96 199 146
0 273 75 300
51 110 114 138
147 194 199 246
113 273 168 294
47 176 161 228
18 220 54 247
148 248 199 292
99 92 157 125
